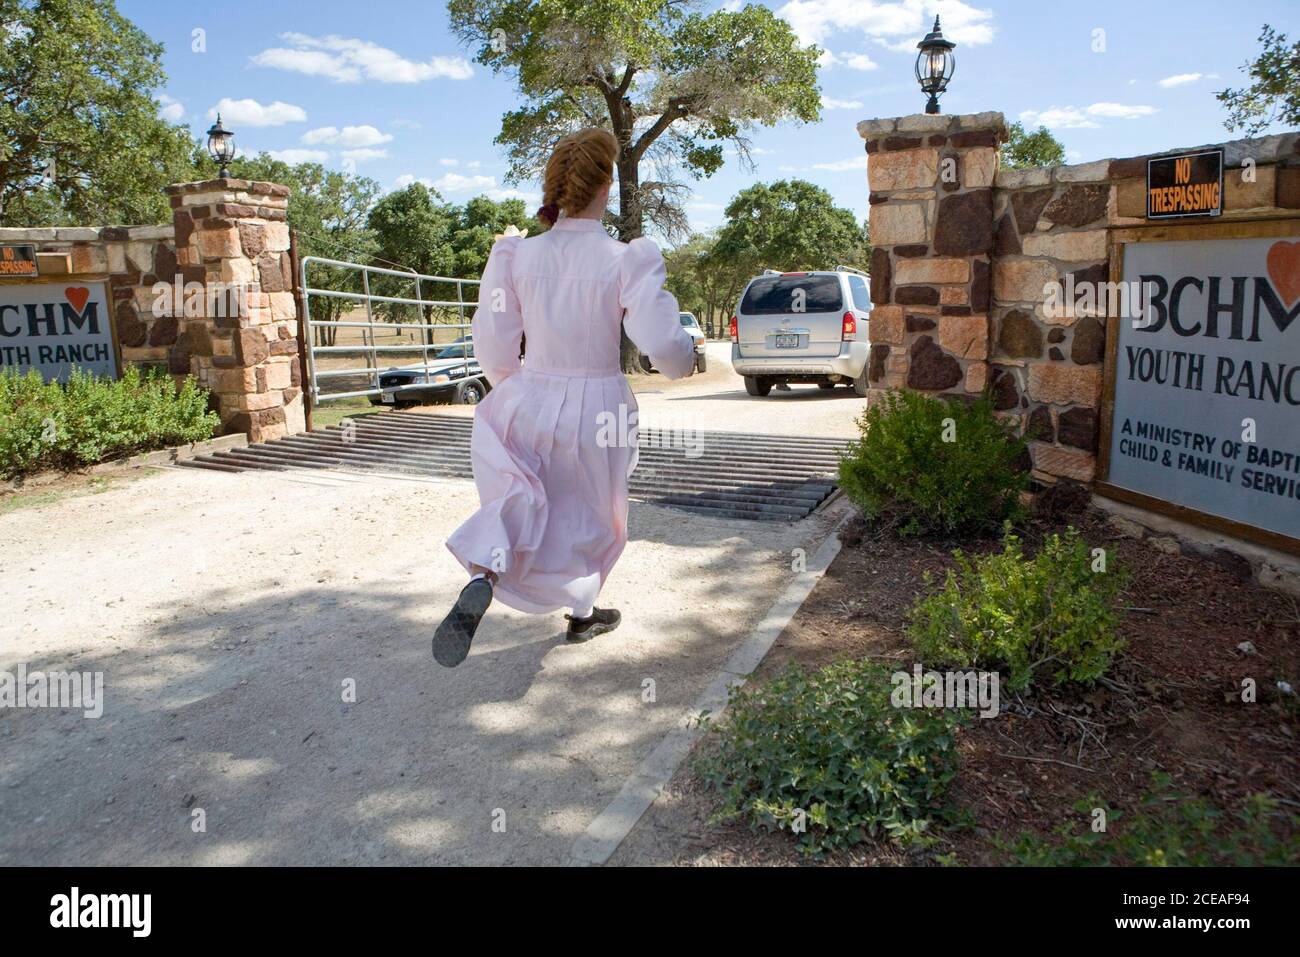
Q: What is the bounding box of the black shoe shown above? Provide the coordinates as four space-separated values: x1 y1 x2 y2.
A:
433 578 493 667
564 607 621 643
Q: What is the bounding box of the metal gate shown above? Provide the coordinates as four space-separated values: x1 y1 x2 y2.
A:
300 256 481 404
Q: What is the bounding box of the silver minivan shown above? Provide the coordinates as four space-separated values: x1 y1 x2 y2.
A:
729 266 871 397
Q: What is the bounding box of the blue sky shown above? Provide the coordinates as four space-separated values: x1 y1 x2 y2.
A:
121 0 1298 237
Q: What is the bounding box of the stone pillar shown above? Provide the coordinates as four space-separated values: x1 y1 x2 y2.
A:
163 178 306 443
858 112 1006 404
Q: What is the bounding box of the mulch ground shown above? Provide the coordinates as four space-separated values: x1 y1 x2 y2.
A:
617 502 1300 866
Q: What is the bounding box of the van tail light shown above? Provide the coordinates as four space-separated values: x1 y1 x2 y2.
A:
842 311 856 338
729 315 738 342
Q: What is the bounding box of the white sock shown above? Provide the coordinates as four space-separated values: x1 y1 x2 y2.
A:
470 572 490 583
571 605 594 619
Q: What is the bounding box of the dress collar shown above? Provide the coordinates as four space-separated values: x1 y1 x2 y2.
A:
552 217 606 232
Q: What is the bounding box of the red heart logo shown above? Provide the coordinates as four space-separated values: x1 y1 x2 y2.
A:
64 287 90 312
1266 241 1300 308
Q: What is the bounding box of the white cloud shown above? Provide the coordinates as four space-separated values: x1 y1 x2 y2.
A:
267 148 329 164
439 158 459 167
1158 72 1202 88
778 0 994 50
820 49 879 70
208 98 307 128
486 186 540 206
823 96 865 110
392 174 536 206
1086 102 1158 119
780 156 867 173
252 32 473 84
1020 102 1158 129
302 124 393 147
1020 107 1099 129
157 94 185 123
341 148 387 163
813 156 868 171
433 173 497 194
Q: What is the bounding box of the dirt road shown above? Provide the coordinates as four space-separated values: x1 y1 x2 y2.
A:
0 340 860 864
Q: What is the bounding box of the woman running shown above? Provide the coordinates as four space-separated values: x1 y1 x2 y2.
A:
434 127 696 667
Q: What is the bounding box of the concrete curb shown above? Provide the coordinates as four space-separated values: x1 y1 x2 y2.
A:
568 503 854 866
2 433 247 492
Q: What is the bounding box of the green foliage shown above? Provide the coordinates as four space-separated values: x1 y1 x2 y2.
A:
695 658 966 857
1218 25 1300 134
0 367 218 478
908 528 1127 693
838 390 1028 538
713 179 869 272
1001 777 1300 866
0 0 197 225
1001 122 1066 170
664 230 755 338
447 0 821 240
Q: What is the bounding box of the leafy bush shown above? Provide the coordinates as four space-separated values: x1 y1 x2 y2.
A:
694 658 966 856
0 367 219 479
908 527 1126 693
838 390 1028 538
1001 777 1300 866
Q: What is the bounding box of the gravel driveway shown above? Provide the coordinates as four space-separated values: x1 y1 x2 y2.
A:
0 341 859 865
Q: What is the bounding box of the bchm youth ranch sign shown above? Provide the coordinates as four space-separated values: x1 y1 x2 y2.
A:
1104 230 1300 546
0 281 118 381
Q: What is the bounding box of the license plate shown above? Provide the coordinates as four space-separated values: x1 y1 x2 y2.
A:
380 392 396 403
773 334 800 348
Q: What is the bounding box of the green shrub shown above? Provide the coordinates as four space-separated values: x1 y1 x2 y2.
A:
694 658 966 856
1001 777 1300 866
0 367 219 479
838 390 1028 538
908 527 1126 693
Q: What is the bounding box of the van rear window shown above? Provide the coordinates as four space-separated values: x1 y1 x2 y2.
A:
740 275 843 315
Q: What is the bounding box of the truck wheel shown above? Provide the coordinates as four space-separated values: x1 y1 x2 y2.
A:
455 379 486 405
853 368 869 397
695 352 707 373
744 375 772 397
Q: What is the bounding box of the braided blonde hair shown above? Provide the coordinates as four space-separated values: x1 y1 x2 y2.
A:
537 127 617 225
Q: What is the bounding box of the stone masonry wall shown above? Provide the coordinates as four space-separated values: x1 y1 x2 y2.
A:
164 178 305 442
859 112 1005 404
0 178 307 444
0 223 185 372
861 112 1300 487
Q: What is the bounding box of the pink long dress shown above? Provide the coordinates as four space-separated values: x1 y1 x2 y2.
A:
444 217 697 614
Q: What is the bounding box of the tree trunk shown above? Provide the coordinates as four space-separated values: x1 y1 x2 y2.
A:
615 150 643 374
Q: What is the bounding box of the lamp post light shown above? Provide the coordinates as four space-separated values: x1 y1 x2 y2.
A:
915 16 956 115
205 114 236 178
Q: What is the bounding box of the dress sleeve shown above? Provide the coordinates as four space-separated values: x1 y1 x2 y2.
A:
619 237 695 380
471 236 523 386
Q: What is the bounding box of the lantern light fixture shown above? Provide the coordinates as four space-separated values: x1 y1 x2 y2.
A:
205 114 236 179
915 16 956 115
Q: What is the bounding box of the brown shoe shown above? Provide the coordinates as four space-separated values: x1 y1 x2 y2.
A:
564 607 621 643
